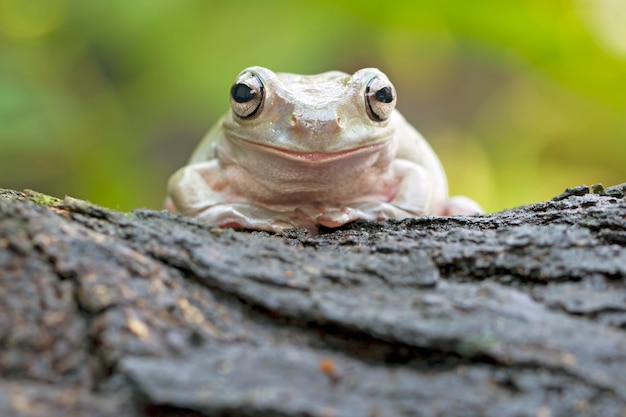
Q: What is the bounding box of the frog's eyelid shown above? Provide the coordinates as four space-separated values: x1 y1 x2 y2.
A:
230 72 265 119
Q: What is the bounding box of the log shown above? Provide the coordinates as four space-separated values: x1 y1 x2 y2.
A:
1 184 625 417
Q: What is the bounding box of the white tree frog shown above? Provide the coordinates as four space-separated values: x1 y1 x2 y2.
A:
166 66 482 232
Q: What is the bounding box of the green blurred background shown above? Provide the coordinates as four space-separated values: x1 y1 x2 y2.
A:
1 0 625 213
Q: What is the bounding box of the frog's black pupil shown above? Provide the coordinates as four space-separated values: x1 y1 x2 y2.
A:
232 84 255 103
375 87 393 103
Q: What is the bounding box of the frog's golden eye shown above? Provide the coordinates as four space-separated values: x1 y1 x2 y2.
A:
365 76 396 121
230 72 264 119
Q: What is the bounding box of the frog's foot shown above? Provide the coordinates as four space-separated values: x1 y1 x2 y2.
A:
299 202 415 228
196 203 296 233
442 196 483 216
293 205 352 229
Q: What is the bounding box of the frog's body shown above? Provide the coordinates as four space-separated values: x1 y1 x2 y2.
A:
166 66 482 232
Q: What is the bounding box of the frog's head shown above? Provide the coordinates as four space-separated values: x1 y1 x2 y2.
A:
221 66 399 161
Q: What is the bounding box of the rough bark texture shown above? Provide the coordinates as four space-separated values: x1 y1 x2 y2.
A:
1 184 625 417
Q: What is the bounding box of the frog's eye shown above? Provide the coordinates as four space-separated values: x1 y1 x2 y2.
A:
230 72 264 119
365 76 396 122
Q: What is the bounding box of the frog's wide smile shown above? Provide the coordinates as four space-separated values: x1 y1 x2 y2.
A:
232 137 386 164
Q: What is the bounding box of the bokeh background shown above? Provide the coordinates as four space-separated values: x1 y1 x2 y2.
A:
1 0 625 213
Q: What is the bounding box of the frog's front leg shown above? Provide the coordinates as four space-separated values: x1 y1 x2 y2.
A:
313 160 438 227
332 159 482 222
167 161 295 232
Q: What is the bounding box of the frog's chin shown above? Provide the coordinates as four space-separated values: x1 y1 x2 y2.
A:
232 138 387 164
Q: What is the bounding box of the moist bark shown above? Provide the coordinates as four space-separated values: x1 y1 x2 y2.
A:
1 184 625 417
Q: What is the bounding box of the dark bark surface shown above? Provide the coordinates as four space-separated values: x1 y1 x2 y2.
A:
1 184 625 417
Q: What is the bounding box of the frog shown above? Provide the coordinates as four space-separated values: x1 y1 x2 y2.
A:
166 66 482 233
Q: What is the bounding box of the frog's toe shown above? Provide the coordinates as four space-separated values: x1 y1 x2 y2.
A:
316 207 354 228
264 220 297 233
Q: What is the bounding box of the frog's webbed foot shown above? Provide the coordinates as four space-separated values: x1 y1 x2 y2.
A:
196 203 297 233
297 202 415 228
442 196 483 216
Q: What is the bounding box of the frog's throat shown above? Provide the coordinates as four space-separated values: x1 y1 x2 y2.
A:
229 137 387 164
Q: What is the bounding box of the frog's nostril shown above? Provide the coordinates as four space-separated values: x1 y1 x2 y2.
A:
289 111 342 134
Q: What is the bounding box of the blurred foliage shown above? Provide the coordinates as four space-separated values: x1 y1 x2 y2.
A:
0 0 625 212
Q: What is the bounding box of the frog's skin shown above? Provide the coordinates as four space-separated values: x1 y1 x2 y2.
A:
166 66 482 233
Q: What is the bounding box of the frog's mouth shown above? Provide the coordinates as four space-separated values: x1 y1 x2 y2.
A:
234 138 386 164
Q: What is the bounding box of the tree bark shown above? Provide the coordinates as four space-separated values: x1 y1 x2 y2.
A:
1 184 625 417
